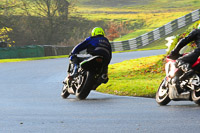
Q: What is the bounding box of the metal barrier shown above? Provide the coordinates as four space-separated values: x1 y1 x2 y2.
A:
111 9 200 52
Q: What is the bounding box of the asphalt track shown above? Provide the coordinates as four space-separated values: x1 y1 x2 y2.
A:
1 49 200 133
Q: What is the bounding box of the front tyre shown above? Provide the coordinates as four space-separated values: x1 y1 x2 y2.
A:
61 84 70 99
191 90 200 105
76 71 94 100
156 78 171 105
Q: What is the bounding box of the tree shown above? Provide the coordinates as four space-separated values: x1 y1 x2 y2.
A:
0 0 19 15
21 0 70 45
0 0 18 46
24 0 69 18
0 27 14 47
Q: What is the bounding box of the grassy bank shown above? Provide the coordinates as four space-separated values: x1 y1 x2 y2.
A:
75 0 200 41
77 10 189 41
97 55 166 98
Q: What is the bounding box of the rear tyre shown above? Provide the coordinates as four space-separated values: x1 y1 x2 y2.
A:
76 71 94 100
191 91 200 105
61 84 70 99
156 78 171 105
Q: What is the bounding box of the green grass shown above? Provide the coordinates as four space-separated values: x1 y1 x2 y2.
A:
114 28 154 42
75 0 200 41
76 9 190 41
0 55 68 63
77 0 200 10
97 55 166 98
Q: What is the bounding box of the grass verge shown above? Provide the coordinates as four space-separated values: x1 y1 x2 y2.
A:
96 55 166 98
0 55 68 63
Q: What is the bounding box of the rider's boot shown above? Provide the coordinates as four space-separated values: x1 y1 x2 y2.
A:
101 67 109 84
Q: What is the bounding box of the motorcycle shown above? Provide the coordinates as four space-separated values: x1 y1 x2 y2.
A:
156 54 200 105
61 54 106 100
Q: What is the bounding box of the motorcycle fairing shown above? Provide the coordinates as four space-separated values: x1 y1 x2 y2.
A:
192 57 200 68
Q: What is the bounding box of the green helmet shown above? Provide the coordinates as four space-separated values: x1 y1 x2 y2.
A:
91 27 105 37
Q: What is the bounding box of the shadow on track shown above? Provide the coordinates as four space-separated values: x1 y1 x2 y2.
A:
65 97 113 102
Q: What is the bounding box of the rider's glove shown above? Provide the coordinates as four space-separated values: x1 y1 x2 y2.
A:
168 50 181 60
69 55 75 61
69 52 75 60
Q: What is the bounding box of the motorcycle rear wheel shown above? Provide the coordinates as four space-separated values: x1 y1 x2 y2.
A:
61 84 70 99
191 90 200 105
76 71 94 100
156 78 171 105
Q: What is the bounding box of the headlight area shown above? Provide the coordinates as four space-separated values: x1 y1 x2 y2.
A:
165 62 177 78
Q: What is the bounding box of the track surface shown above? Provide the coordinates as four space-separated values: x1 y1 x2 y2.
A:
1 49 200 133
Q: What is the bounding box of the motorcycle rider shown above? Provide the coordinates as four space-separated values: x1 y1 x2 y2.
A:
68 27 112 83
169 23 200 93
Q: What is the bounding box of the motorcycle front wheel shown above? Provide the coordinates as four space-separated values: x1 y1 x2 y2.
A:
156 78 171 105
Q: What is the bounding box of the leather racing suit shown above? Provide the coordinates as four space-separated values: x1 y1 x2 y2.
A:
170 29 200 64
69 35 112 80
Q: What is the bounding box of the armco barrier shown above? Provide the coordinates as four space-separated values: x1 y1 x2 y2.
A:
111 9 200 52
